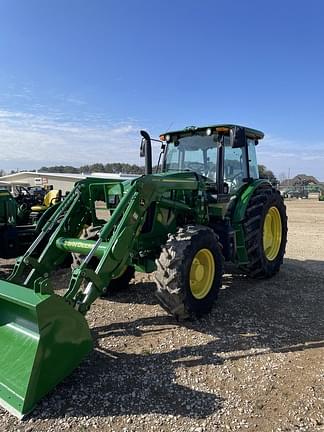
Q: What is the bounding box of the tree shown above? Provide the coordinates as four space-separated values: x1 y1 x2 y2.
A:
39 165 80 173
258 164 278 186
90 163 105 173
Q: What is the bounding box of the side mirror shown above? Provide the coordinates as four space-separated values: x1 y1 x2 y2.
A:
230 126 246 148
140 138 146 157
140 130 151 157
223 182 229 194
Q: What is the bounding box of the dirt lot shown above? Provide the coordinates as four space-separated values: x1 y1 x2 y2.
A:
0 200 323 431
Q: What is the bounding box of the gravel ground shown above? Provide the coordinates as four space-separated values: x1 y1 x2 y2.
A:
0 199 323 432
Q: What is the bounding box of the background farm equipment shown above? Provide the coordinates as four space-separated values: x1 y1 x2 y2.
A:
0 187 61 259
0 124 287 417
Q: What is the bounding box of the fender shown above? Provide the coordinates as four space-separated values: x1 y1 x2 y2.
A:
232 179 270 224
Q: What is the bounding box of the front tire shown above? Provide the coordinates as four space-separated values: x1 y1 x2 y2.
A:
155 225 224 319
241 185 288 278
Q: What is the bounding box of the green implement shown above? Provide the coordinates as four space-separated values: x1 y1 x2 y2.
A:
0 124 287 417
0 280 92 418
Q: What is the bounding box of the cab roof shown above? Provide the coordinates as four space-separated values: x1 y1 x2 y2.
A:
160 124 264 141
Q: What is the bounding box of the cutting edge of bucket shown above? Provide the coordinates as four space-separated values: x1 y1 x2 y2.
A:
0 396 24 420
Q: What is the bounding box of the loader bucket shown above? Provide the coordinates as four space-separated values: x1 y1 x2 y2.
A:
0 280 92 418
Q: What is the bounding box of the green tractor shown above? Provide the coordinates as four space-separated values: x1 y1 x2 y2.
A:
0 124 287 417
0 188 61 259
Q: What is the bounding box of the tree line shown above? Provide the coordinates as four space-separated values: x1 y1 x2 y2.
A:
38 163 278 182
38 163 146 175
0 163 277 182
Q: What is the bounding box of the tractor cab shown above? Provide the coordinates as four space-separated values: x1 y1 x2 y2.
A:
159 124 263 195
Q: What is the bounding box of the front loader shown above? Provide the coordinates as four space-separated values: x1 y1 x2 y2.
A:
0 124 287 417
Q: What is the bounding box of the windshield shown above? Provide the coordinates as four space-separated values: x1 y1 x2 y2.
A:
164 135 217 181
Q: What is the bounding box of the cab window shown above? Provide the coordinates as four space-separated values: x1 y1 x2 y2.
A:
164 135 217 181
247 138 259 179
223 139 248 193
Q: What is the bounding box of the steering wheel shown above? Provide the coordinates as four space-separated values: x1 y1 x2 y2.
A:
16 186 31 197
185 162 205 174
225 172 243 192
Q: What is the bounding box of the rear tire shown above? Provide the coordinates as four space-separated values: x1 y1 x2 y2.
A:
155 225 224 320
240 185 287 278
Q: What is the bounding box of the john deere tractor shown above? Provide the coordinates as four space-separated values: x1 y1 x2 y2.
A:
0 124 287 417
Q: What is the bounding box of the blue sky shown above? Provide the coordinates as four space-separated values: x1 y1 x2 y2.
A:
0 0 323 179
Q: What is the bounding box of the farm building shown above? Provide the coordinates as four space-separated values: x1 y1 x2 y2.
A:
280 174 320 187
0 171 138 194
279 174 324 199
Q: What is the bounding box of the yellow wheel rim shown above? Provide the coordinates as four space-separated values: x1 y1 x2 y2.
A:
263 206 282 261
189 248 215 299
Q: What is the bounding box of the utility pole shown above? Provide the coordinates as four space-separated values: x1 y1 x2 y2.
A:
288 168 290 187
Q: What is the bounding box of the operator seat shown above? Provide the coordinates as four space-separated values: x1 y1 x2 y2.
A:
31 190 60 212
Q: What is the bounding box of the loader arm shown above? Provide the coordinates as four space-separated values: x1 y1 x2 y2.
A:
63 181 143 313
56 173 202 314
7 184 88 285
